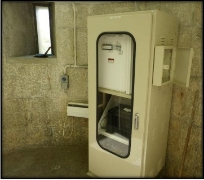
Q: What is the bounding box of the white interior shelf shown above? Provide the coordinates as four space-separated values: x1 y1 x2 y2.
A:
98 128 129 145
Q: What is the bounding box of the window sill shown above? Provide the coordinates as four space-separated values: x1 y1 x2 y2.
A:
7 55 57 64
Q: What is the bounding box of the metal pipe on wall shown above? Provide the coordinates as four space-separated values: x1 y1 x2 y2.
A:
63 2 88 74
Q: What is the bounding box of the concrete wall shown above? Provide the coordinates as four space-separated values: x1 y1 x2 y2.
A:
2 2 88 151
2 1 202 178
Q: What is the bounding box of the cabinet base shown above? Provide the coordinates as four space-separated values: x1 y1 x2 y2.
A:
87 171 98 178
87 166 165 178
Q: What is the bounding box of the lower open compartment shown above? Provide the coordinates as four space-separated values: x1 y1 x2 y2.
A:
98 134 129 157
97 91 133 157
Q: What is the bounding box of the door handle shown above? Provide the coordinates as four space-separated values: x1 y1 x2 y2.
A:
134 113 139 130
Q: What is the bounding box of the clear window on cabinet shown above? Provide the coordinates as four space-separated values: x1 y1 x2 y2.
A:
96 32 136 158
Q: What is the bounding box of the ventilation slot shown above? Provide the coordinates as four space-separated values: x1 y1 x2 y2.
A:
154 107 158 120
152 128 157 141
170 38 174 45
157 86 161 91
161 122 164 133
163 102 167 113
160 37 165 45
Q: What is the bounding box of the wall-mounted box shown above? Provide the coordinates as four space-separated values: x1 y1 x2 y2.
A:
153 46 193 87
67 102 88 118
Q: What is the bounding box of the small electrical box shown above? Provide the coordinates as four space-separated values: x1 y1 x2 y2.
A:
61 75 69 89
153 46 193 87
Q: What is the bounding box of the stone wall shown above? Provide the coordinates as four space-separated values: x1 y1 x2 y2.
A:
2 2 88 151
2 1 202 178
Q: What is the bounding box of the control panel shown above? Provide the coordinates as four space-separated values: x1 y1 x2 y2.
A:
98 34 133 94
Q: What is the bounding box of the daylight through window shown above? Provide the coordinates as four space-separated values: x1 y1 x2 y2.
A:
35 6 52 54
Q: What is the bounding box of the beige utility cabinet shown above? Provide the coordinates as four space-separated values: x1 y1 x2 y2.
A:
87 10 193 178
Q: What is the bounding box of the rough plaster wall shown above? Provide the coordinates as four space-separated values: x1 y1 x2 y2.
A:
2 2 37 57
2 1 202 178
2 2 88 151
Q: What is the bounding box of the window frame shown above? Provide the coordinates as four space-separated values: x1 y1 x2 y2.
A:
96 31 137 159
32 2 54 55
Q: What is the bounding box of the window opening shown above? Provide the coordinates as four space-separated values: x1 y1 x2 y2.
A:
33 3 53 56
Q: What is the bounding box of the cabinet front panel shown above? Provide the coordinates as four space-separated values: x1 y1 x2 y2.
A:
88 12 153 177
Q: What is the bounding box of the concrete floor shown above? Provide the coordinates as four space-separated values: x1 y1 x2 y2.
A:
2 146 89 178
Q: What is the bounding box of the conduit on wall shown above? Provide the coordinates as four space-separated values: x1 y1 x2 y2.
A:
62 3 88 138
63 2 88 75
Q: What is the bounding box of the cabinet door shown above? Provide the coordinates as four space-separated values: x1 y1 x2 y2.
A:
153 46 193 87
96 32 136 158
173 48 193 87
